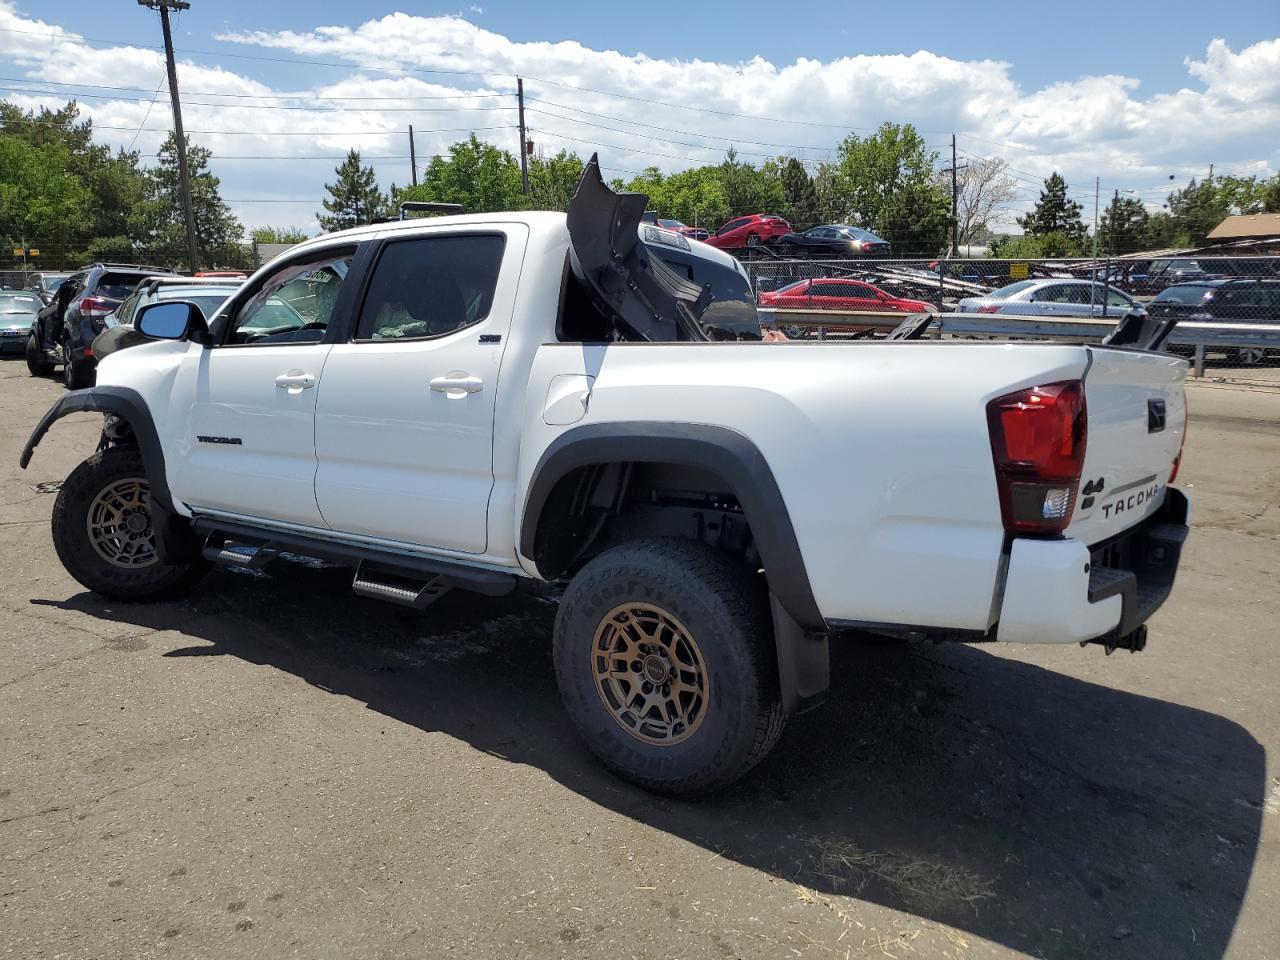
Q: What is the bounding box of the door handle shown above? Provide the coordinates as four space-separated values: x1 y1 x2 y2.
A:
274 371 315 393
429 373 483 398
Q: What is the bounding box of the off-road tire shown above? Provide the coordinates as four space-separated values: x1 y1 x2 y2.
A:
62 337 92 389
52 446 208 600
553 538 786 795
26 334 52 376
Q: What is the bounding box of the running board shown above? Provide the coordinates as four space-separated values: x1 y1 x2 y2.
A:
192 517 518 601
351 563 452 609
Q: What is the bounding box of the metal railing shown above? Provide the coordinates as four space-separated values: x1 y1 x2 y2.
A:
755 307 1280 380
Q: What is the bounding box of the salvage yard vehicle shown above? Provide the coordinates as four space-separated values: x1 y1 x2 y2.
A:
0 290 44 356
21 158 1191 795
28 262 180 388
957 278 1143 319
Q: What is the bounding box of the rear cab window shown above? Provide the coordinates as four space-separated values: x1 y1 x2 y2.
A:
96 273 152 303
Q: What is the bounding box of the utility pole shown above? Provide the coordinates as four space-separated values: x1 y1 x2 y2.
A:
517 77 529 196
949 134 959 257
1090 176 1100 310
1101 188 1118 320
938 134 967 257
408 125 418 186
138 0 199 274
1207 163 1214 183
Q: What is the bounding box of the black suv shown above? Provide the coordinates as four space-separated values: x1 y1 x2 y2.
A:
1148 278 1280 363
29 263 180 388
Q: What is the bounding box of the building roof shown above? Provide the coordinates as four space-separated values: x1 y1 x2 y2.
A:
1206 213 1280 242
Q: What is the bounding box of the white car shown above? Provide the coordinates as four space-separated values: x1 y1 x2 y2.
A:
958 279 1143 318
22 159 1191 794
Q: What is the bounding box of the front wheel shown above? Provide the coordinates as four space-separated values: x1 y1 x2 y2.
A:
52 445 208 600
553 539 785 794
26 333 52 376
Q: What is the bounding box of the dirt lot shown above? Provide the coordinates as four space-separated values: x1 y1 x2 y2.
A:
1 364 1277 960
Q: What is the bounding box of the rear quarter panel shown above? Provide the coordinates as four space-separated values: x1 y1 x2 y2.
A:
519 340 1092 631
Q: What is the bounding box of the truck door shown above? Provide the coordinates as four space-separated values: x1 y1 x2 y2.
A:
169 246 357 527
312 225 526 554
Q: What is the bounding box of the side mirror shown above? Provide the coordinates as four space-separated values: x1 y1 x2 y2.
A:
136 301 209 344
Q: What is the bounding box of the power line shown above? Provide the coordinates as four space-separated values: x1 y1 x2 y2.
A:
0 117 517 136
0 75 514 101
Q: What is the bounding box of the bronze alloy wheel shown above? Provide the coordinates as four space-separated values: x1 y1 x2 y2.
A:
592 602 710 745
85 477 157 568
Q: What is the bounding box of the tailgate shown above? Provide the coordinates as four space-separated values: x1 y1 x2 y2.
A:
1067 347 1187 546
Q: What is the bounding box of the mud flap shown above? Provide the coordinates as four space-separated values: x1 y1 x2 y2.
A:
771 595 830 714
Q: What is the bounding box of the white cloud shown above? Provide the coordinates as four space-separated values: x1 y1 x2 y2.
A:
2 2 1276 236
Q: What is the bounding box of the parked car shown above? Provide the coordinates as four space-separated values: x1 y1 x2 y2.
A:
22 157 1190 794
194 270 248 279
760 278 934 313
656 219 710 242
1148 279 1280 364
703 214 792 250
778 225 891 258
26 271 73 305
1112 258 1225 296
28 263 181 388
91 277 248 363
957 279 1143 318
0 290 44 355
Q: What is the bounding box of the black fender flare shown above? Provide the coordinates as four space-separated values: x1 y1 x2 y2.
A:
19 386 175 513
520 422 825 632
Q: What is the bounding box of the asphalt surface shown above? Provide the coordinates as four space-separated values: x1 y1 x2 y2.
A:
1 362 1277 960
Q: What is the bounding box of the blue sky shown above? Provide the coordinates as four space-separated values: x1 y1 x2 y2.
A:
2 1 1278 234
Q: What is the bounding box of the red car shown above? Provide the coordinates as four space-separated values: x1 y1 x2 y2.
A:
704 214 792 250
759 278 936 313
656 218 710 241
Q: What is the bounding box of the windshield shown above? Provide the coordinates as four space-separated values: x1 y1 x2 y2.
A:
989 280 1039 299
1155 285 1214 304
153 286 239 319
847 228 883 241
657 219 687 229
770 280 808 295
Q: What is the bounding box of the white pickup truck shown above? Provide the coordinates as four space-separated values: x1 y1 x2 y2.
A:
22 160 1190 794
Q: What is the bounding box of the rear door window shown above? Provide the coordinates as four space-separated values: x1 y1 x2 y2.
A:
355 234 506 341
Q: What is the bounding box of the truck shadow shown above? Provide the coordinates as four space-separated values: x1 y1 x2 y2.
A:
41 565 1264 960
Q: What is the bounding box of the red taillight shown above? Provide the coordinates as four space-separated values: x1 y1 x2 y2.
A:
977 304 1001 314
987 380 1088 536
79 296 113 317
1168 402 1187 484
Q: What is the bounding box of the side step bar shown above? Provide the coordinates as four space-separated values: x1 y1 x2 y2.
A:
193 518 518 607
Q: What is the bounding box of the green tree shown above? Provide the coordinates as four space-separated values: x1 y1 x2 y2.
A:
623 165 727 227
319 148 388 231
1099 196 1151 255
715 148 785 225
418 135 522 213
1 99 150 264
133 132 245 268
527 150 585 211
989 230 1085 258
1263 176 1280 214
0 137 90 261
832 122 952 254
1017 172 1086 241
777 157 820 229
251 226 310 244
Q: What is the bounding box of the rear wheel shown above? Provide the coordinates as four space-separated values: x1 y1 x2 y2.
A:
62 337 93 389
52 445 208 600
745 232 761 248
553 538 785 794
26 333 52 376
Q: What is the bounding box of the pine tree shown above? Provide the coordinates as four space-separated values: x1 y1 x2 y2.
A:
1017 172 1085 240
778 157 819 227
1099 196 1150 255
131 132 244 267
318 149 387 231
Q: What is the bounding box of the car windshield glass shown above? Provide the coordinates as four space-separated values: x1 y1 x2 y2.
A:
989 280 1039 298
657 219 685 229
1156 286 1213 304
772 280 808 294
238 297 304 331
848 228 882 241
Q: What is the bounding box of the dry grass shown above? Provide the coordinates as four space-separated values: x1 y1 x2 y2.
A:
810 837 996 913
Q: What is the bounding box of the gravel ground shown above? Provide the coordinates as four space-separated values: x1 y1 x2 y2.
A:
1 362 1277 960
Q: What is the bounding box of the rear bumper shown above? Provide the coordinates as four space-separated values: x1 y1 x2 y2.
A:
996 488 1189 644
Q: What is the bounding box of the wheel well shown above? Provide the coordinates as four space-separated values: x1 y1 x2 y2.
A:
531 460 757 580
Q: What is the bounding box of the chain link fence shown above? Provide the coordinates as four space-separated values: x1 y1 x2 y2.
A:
743 254 1280 379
